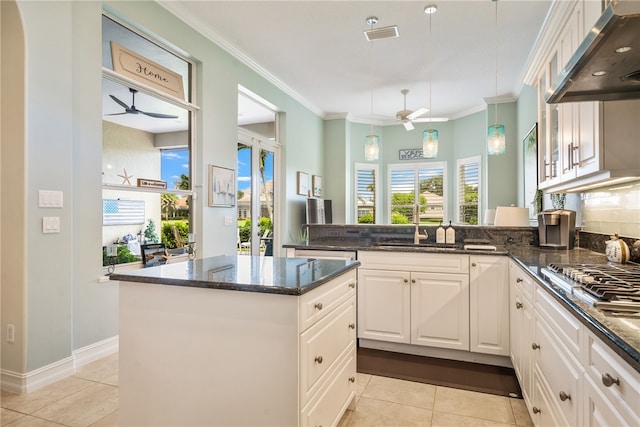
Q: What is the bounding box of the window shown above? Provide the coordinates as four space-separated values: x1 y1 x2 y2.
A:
457 156 481 225
101 14 197 268
388 162 446 225
355 163 378 224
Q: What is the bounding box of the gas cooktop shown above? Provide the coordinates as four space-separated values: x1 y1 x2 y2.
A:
541 263 640 313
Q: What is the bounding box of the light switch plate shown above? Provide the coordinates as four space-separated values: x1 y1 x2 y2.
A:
42 216 60 233
38 190 63 208
224 216 233 226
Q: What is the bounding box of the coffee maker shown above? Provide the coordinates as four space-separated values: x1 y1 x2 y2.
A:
538 209 576 249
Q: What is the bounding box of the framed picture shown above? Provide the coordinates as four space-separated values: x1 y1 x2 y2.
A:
312 175 322 197
208 165 236 207
297 171 309 196
523 123 539 220
141 243 167 268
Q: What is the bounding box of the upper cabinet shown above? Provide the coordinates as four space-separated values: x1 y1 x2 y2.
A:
532 0 640 192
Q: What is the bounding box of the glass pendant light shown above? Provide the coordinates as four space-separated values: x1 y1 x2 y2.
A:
423 5 438 158
365 16 379 161
488 0 506 155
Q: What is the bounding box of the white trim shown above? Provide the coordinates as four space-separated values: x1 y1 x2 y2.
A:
1 336 119 394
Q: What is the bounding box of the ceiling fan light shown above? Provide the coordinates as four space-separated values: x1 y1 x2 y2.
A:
364 134 380 161
422 129 438 158
487 124 506 155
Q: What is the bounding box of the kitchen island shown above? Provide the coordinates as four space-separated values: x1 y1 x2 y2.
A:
111 255 359 427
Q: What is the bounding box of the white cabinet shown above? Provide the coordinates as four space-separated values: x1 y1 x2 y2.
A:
359 251 481 353
470 256 509 356
509 262 535 407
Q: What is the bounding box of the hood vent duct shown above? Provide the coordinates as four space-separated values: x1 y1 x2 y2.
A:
546 1 640 103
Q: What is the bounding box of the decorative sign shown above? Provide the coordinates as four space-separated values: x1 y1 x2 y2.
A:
110 41 185 100
399 148 424 160
137 178 167 189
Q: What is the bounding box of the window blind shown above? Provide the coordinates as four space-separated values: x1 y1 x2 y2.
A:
389 163 445 225
457 158 480 224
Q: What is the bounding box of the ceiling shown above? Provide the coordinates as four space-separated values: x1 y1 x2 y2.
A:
103 0 553 133
159 0 552 126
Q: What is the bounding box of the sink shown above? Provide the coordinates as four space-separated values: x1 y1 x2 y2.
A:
374 242 461 251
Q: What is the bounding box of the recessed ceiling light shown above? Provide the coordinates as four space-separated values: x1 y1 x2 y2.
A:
424 5 437 14
592 71 607 77
615 46 632 53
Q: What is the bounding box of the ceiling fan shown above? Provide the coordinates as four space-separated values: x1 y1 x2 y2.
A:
395 89 429 131
107 88 179 119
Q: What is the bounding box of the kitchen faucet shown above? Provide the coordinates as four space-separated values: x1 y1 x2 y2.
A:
413 204 428 244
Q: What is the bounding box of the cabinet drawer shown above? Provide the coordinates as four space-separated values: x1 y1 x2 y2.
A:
509 261 535 302
534 316 582 426
532 368 566 427
300 350 356 427
584 329 640 423
535 287 583 358
299 270 356 331
583 374 633 427
358 251 469 274
300 298 356 405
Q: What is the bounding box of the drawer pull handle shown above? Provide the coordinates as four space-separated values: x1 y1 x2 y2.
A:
601 373 620 387
532 407 541 414
559 391 571 401
472 263 477 267
515 301 523 309
348 282 355 288
349 376 356 383
516 277 523 283
314 356 323 364
348 323 355 329
531 343 540 350
314 302 323 310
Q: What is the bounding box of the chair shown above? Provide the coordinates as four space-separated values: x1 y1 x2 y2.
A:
259 229 271 251
238 229 251 254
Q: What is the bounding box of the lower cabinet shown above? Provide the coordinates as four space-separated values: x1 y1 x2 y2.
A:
509 259 640 426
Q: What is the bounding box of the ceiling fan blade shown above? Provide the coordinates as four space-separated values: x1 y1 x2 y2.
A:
140 110 179 119
105 112 128 116
109 94 131 110
402 120 414 131
407 107 429 120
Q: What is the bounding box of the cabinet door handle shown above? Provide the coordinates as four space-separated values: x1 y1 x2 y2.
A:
314 302 323 310
601 372 620 387
403 278 409 283
411 279 416 284
348 323 355 329
348 282 355 288
314 355 323 364
532 407 541 414
516 277 523 283
532 343 541 350
559 391 571 401
567 143 573 171
349 376 356 383
515 301 523 309
471 263 477 267
572 144 579 166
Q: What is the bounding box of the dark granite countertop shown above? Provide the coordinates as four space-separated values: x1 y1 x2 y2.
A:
111 255 359 296
286 242 640 373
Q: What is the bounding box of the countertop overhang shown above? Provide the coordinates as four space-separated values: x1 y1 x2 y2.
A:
110 255 359 296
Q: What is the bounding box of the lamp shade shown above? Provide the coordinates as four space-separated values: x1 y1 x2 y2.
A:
487 124 506 155
494 206 529 226
364 134 379 161
422 129 438 158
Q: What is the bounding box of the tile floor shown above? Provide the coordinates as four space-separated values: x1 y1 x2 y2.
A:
1 352 533 427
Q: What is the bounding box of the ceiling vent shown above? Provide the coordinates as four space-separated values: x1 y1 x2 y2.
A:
363 25 399 41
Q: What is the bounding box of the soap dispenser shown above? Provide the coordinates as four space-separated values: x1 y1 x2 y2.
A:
445 221 456 244
436 222 445 244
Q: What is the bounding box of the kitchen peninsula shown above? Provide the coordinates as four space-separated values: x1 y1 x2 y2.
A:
111 255 359 427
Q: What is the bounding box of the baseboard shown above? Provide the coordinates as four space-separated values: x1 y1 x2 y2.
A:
73 335 119 368
1 335 118 394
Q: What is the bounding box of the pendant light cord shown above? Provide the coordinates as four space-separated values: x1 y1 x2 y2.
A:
494 0 499 127
369 21 374 135
428 10 433 131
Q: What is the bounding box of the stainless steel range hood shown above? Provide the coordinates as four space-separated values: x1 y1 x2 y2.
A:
546 1 640 103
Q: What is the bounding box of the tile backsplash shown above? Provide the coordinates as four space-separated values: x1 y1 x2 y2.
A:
580 180 640 238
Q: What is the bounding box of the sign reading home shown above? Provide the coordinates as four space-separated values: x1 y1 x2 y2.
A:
111 41 185 100
137 178 167 190
399 148 424 160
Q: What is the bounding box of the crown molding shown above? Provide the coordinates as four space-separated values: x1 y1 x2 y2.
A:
156 1 326 119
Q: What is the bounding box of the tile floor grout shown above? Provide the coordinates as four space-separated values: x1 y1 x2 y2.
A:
1 352 532 427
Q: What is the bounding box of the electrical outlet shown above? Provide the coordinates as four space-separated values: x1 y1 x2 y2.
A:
7 324 15 343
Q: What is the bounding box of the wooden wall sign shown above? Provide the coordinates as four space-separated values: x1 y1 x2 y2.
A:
137 178 167 189
111 41 185 100
399 148 424 160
